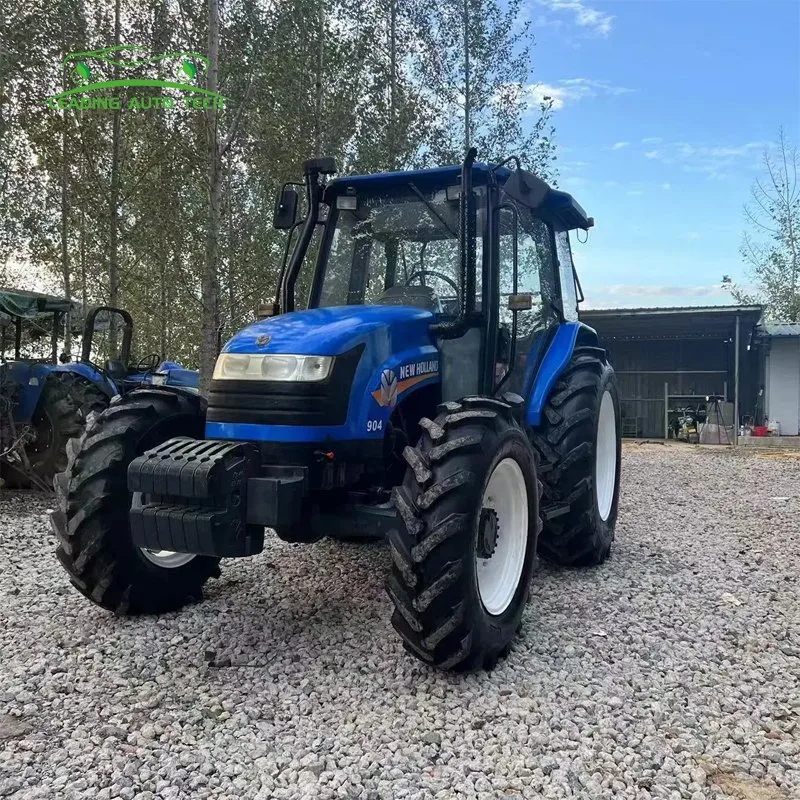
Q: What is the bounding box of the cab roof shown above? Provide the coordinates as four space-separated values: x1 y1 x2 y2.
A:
327 162 593 232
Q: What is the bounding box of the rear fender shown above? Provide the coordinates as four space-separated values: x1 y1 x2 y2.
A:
52 362 118 397
525 321 599 426
5 363 49 423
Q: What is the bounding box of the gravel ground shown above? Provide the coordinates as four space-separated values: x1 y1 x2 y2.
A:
1 443 799 800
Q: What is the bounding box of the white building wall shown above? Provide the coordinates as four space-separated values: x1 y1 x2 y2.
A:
766 337 800 436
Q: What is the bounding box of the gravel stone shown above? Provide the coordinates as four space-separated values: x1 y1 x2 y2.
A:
0 445 798 799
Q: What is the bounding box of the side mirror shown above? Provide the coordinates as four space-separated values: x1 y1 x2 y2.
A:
508 293 533 311
273 188 299 230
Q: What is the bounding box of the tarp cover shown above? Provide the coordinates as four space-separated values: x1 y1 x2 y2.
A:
0 289 78 319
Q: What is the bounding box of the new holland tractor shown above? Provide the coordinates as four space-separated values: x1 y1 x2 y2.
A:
51 151 621 671
1 293 197 489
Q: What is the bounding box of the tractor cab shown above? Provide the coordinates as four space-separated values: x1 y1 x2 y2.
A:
241 152 592 417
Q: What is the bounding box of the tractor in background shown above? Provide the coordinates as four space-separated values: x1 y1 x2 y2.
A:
52 150 621 671
1 291 197 489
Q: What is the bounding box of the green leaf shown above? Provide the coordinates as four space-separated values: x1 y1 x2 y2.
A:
182 60 197 80
75 61 91 82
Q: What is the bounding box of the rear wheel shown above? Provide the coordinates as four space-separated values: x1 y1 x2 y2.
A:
387 396 540 671
532 346 621 566
25 378 85 486
51 388 221 614
54 372 111 421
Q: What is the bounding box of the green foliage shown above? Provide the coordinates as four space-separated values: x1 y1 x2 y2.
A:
723 130 800 322
0 0 557 369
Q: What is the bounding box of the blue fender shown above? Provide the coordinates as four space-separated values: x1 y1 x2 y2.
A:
525 321 597 427
52 362 119 397
7 363 49 423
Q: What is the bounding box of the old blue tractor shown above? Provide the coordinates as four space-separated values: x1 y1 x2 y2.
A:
1 292 197 489
51 151 621 671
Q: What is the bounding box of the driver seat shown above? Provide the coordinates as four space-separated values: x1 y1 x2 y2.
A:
376 285 438 311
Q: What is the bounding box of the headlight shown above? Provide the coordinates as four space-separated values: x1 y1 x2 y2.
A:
212 353 334 382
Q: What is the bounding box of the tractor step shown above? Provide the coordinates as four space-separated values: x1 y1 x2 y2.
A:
541 502 570 521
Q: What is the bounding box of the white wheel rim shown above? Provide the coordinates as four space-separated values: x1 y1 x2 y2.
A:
596 390 617 522
140 548 196 568
476 457 528 616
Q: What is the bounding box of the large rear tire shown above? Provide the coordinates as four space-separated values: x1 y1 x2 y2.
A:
50 388 221 614
387 397 540 671
531 346 621 566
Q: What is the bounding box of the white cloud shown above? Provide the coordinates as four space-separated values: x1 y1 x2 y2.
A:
611 141 629 150
641 137 663 144
527 78 633 110
661 183 672 190
627 189 644 196
536 0 614 36
596 284 727 298
639 139 768 178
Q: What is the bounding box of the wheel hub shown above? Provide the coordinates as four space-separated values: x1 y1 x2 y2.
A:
477 508 500 559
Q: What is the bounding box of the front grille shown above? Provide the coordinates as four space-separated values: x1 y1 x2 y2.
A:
207 344 364 426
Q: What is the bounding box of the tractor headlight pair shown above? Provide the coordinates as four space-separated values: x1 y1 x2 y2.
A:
212 353 334 382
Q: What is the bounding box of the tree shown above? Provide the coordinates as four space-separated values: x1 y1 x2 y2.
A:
406 0 556 176
723 129 800 321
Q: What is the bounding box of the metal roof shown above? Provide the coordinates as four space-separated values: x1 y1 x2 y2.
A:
761 322 800 337
580 304 764 341
582 304 763 316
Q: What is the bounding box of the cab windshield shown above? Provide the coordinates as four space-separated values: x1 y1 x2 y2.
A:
317 186 484 313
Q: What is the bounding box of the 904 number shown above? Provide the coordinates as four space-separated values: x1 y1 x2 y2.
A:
367 419 383 432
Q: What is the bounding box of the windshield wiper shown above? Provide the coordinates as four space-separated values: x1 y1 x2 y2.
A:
408 182 457 238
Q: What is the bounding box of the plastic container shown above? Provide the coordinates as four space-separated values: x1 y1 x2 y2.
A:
753 426 769 437
768 420 781 436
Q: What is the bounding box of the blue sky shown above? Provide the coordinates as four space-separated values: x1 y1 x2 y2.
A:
526 0 800 309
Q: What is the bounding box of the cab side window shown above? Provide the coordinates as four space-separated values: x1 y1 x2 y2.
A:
498 207 557 337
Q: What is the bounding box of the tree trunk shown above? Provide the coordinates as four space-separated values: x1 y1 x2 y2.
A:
199 0 222 394
79 208 87 308
108 0 122 353
388 0 396 170
60 76 71 355
314 1 324 157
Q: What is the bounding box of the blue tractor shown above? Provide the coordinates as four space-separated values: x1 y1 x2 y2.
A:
1 293 197 489
51 151 621 671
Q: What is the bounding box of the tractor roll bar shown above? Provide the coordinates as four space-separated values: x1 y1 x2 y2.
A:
431 147 477 339
81 306 133 365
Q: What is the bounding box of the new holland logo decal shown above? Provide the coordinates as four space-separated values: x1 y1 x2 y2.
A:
372 360 439 408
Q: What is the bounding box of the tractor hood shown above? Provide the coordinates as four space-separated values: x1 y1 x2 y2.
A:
223 305 436 357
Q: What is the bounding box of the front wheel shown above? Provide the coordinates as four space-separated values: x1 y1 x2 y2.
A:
387 396 540 671
51 388 221 614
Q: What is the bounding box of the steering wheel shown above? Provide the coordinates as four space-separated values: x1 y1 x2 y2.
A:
404 270 460 301
135 353 161 373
